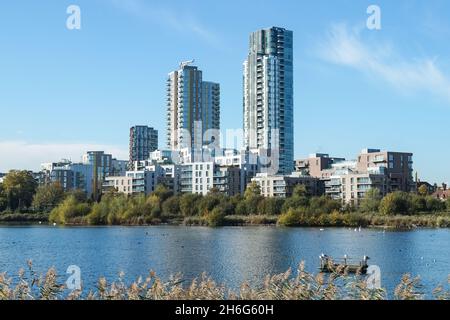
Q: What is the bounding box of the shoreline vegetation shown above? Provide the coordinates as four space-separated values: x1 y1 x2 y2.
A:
0 262 449 300
1 171 449 229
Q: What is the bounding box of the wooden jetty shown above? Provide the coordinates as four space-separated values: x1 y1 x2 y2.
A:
319 254 369 274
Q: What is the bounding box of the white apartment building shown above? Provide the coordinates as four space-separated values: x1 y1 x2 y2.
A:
166 62 220 155
180 162 214 195
325 163 388 205
103 170 158 196
252 172 322 198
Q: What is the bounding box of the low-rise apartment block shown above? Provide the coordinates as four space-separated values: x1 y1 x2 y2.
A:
356 148 414 193
252 172 323 198
179 161 243 196
40 160 94 196
103 170 158 195
295 148 414 205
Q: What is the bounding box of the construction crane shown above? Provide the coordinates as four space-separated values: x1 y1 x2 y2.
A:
179 59 195 69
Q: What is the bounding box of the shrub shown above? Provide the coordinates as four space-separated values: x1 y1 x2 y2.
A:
235 201 249 216
198 194 223 216
162 196 181 217
49 195 90 224
309 196 341 214
425 196 445 212
32 183 65 212
359 188 382 213
206 207 226 227
379 192 412 216
277 209 301 227
179 193 201 217
282 196 309 213
258 197 284 216
410 194 427 213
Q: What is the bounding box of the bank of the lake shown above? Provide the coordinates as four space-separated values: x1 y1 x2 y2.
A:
2 212 450 230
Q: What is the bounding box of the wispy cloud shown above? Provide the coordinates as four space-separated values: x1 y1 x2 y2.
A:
317 23 450 103
0 141 127 172
108 0 221 48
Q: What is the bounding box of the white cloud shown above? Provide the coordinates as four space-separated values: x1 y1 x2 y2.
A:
109 0 221 47
318 23 450 102
0 141 128 172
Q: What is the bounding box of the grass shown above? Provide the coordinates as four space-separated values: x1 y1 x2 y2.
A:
0 261 448 300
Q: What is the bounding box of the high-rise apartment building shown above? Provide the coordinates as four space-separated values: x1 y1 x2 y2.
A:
243 27 294 175
166 61 220 155
82 151 112 200
129 126 158 163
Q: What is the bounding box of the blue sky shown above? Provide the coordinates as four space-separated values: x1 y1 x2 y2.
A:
0 0 449 183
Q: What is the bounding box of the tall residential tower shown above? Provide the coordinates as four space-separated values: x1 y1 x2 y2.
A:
243 27 294 174
129 126 158 163
166 61 220 155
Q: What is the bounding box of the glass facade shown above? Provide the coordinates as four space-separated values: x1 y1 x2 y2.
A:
243 27 294 174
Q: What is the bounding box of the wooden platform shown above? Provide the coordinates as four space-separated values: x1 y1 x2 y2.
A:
319 254 369 275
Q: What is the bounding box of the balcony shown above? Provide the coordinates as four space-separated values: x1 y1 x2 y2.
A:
373 156 386 163
326 187 341 193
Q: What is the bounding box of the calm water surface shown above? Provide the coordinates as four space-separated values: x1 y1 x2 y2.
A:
0 226 449 296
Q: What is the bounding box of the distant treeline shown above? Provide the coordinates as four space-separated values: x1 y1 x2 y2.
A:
1 170 450 228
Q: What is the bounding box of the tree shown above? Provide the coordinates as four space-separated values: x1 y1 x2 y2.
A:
206 207 226 227
282 186 310 213
359 188 383 213
379 192 412 216
153 185 173 203
198 193 223 215
68 189 88 203
179 193 201 217
309 196 341 214
146 194 162 218
410 194 426 213
243 182 263 215
2 170 38 211
50 195 90 224
418 185 429 197
292 185 308 198
32 183 65 212
425 196 445 212
258 197 285 215
277 209 302 227
0 183 7 212
162 196 181 217
244 182 261 200
447 198 450 212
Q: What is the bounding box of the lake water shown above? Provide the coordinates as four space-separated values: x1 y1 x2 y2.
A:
0 226 449 297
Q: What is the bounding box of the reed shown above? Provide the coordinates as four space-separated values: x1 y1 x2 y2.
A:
0 262 448 300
